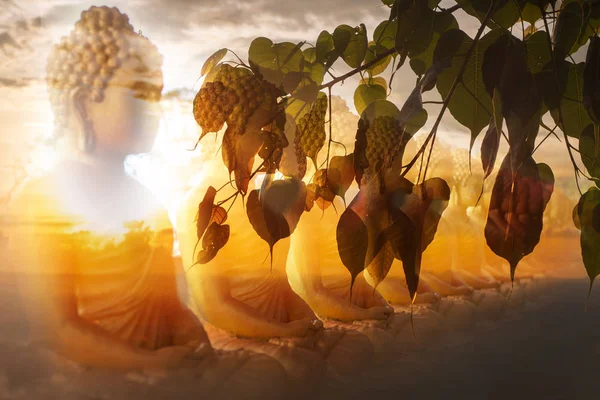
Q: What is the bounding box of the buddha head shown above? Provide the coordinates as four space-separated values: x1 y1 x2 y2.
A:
46 6 163 160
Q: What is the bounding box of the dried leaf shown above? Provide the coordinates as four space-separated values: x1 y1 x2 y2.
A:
197 186 217 240
327 154 355 203
481 117 501 180
222 126 237 174
247 178 306 261
196 222 230 264
210 206 228 225
484 154 551 282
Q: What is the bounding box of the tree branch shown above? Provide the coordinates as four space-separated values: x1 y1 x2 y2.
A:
319 47 396 90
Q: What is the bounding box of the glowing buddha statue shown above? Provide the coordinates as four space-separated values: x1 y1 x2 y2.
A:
391 141 474 298
445 149 500 290
9 6 212 370
177 159 374 381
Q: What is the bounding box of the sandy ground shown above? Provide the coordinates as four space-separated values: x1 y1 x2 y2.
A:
0 244 597 400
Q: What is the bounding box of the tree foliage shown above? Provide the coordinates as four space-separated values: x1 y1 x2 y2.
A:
190 0 600 300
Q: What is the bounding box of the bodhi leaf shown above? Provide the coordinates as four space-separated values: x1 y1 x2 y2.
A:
376 177 450 298
196 222 231 264
579 124 600 185
481 89 503 179
248 38 305 89
537 162 555 208
333 24 368 68
327 154 355 204
373 19 397 50
407 9 458 76
354 83 387 115
232 128 264 195
575 187 600 299
484 154 552 282
364 41 391 77
455 0 523 29
196 186 217 240
553 0 586 59
337 207 369 290
247 178 306 265
584 36 600 131
541 61 592 139
210 206 228 225
435 29 503 150
366 239 395 290
525 30 552 74
481 117 501 180
316 30 334 64
201 48 227 77
360 76 388 92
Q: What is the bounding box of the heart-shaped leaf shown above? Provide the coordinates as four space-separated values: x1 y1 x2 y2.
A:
196 222 230 264
337 207 369 290
201 48 227 77
575 187 600 299
484 154 552 282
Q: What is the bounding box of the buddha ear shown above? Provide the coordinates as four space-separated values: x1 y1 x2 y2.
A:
66 88 96 153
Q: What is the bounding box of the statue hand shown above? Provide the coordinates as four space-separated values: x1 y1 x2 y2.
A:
283 318 322 338
152 345 194 369
364 305 394 321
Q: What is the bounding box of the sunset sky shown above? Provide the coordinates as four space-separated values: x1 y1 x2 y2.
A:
0 0 583 202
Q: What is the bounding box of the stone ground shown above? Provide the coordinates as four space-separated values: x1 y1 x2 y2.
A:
0 263 598 400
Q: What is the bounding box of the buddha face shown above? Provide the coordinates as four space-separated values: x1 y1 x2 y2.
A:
84 54 163 157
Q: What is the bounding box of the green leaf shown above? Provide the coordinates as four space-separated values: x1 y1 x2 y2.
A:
584 36 600 125
521 2 542 24
553 0 586 58
354 83 387 115
545 61 593 139
333 24 368 68
408 10 458 76
436 29 503 149
360 76 388 92
364 41 391 76
373 19 397 50
303 48 316 63
248 38 305 88
575 187 600 298
456 0 522 29
579 124 600 184
316 30 334 64
525 30 551 74
248 37 279 81
201 48 227 77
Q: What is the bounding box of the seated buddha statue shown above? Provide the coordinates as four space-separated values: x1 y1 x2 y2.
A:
8 8 288 391
445 150 500 290
398 143 475 298
177 161 375 381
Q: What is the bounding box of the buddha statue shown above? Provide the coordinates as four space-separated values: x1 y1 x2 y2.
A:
445 149 501 290
177 160 375 382
8 7 288 391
